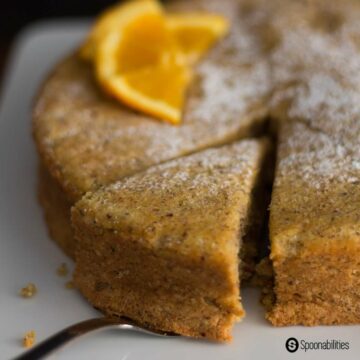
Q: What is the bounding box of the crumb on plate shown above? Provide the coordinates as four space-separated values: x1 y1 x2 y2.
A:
56 263 69 277
22 330 36 348
20 283 37 298
65 280 75 289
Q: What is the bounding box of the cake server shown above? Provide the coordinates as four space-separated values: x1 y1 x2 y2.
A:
14 317 179 360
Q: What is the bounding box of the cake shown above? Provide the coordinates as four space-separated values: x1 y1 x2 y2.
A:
38 164 73 257
268 120 360 326
72 139 269 342
266 0 360 325
33 0 271 257
32 0 360 342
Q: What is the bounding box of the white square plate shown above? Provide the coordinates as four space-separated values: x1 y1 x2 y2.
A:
0 21 358 360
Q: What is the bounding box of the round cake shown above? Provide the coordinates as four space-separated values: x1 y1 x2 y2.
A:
33 0 360 341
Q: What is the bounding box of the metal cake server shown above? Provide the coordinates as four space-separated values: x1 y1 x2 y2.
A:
14 317 179 360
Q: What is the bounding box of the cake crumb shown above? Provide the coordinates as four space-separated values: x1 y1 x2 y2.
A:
22 330 36 348
65 280 75 289
20 283 37 298
56 263 69 277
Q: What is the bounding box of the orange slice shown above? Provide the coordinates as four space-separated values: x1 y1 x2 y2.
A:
81 0 229 124
167 13 229 64
100 64 192 124
80 0 164 61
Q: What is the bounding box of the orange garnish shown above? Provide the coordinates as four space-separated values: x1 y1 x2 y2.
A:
81 0 229 124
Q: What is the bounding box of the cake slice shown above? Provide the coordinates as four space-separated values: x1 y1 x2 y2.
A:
268 120 360 325
72 139 269 341
266 0 360 326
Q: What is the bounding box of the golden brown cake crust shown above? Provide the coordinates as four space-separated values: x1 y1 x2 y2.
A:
38 164 74 258
72 140 268 341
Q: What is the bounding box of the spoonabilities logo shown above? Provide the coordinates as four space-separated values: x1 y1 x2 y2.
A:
286 337 299 353
285 337 350 353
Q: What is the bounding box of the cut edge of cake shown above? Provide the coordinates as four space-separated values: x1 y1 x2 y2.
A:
266 120 360 326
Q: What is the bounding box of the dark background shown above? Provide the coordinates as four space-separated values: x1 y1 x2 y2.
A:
1 1 120 41
0 0 138 80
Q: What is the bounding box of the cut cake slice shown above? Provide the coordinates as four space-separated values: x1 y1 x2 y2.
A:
71 139 269 341
268 120 360 326
266 0 360 326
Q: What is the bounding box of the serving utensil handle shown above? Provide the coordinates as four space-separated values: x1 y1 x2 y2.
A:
13 317 131 360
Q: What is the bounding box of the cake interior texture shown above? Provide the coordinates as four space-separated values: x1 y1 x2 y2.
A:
32 0 360 342
72 140 269 341
268 121 360 325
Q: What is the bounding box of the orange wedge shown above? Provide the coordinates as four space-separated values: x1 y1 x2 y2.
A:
167 13 229 64
81 0 229 124
80 0 164 61
100 64 192 124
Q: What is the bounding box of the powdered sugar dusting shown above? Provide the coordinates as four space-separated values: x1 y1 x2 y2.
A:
270 1 360 144
277 122 359 190
269 0 360 191
272 28 360 130
109 140 263 196
184 0 271 125
190 60 269 125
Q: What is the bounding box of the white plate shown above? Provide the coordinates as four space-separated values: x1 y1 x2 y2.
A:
0 21 359 360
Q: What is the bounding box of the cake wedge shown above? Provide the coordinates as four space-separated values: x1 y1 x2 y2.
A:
72 139 269 341
266 0 360 326
267 120 360 326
